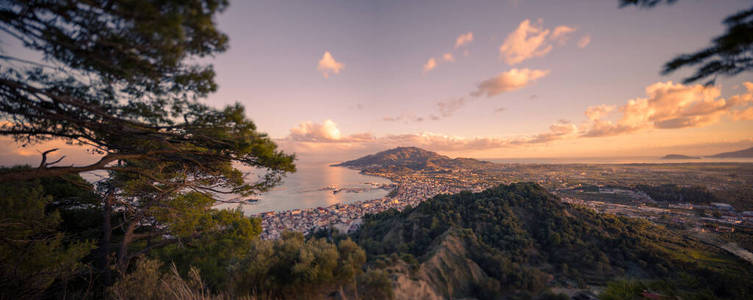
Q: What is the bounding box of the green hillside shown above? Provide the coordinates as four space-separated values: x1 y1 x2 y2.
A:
353 183 753 299
334 147 493 172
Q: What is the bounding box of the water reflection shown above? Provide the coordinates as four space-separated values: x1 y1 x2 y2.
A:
216 161 391 215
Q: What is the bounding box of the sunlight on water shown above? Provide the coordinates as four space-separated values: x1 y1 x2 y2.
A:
216 161 391 215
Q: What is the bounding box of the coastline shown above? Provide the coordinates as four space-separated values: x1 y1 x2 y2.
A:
255 165 402 239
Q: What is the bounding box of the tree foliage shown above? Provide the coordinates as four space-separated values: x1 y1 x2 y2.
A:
634 184 717 204
0 1 297 295
354 183 753 299
0 175 95 299
231 231 367 299
0 0 295 188
620 0 753 85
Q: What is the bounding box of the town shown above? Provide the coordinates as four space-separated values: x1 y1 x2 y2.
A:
257 163 753 242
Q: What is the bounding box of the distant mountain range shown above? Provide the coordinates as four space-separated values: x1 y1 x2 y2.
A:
661 154 700 160
707 146 753 158
333 146 493 171
661 146 753 160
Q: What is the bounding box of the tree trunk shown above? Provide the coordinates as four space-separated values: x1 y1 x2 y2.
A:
117 222 138 274
100 193 113 286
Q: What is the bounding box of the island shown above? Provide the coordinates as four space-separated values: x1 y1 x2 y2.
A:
661 154 701 159
332 146 493 172
707 146 753 158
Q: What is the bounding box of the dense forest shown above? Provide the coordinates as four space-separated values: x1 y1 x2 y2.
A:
0 168 396 299
353 183 753 299
634 184 717 204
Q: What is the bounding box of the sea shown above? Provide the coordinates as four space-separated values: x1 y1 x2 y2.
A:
215 161 392 215
486 156 753 164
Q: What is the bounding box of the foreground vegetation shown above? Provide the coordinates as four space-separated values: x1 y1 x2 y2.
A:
6 175 753 299
2 0 752 299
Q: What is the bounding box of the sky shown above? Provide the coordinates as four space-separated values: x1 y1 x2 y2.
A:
2 0 753 165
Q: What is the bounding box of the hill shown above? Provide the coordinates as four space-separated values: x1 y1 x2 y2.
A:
352 183 753 299
333 147 493 171
661 154 700 159
707 146 753 158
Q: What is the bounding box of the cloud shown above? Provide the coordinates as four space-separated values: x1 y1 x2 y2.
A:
423 53 455 73
524 120 578 144
577 35 591 48
394 69 547 122
423 33 471 73
455 32 474 48
383 98 468 123
289 119 342 142
732 107 753 120
282 118 584 156
382 114 426 123
423 58 437 72
436 97 468 118
494 107 507 113
551 26 576 45
499 19 576 65
289 119 373 143
284 82 753 158
585 104 616 121
582 81 753 137
317 51 344 78
383 124 576 150
471 68 550 97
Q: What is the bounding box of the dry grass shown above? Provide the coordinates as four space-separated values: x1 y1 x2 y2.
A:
109 258 256 300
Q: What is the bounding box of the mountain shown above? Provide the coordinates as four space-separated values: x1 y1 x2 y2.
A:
352 183 753 299
661 154 700 159
707 146 753 158
333 147 493 171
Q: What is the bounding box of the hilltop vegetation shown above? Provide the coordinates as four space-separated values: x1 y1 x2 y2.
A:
634 184 717 204
353 183 753 299
334 147 493 172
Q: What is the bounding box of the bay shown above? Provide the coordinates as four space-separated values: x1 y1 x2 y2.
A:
216 161 392 215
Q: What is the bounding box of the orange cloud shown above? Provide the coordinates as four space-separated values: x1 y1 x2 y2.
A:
317 51 344 78
551 25 576 45
471 68 550 97
582 81 753 137
499 19 576 65
282 118 579 156
455 32 474 48
281 82 753 157
577 35 591 48
288 120 374 143
524 120 578 144
585 104 616 121
423 57 437 72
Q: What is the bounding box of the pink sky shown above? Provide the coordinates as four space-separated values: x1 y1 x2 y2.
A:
2 0 752 165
